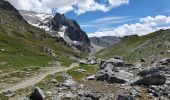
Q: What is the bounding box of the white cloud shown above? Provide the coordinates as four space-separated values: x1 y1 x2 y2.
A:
7 0 129 15
88 15 170 37
81 16 136 29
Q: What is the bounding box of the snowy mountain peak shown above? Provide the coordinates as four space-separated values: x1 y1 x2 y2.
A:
20 10 91 52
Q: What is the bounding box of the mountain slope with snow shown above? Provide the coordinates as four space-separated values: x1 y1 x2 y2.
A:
20 10 91 52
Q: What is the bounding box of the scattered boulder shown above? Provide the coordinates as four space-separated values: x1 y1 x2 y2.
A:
77 90 101 100
62 79 77 88
42 46 56 56
116 94 134 100
137 67 160 77
86 75 95 80
140 58 146 62
79 60 87 64
58 92 77 100
75 69 86 73
96 69 134 84
0 48 5 52
61 73 72 80
100 58 124 69
30 87 46 100
3 90 16 97
95 58 135 84
159 58 170 65
132 74 166 86
165 50 170 53
86 56 98 65
23 67 32 72
148 84 170 97
51 78 57 83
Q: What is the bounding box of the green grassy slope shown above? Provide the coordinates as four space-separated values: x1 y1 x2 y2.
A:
96 29 170 63
0 9 86 71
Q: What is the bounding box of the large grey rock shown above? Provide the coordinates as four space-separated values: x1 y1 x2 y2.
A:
148 84 170 97
97 60 135 84
62 79 77 88
137 67 160 77
96 69 134 84
132 74 166 86
77 90 101 100
30 87 46 100
61 73 72 80
95 57 135 84
58 92 77 100
159 58 170 65
100 58 124 69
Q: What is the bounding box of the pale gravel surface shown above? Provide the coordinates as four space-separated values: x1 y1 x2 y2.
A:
0 63 78 94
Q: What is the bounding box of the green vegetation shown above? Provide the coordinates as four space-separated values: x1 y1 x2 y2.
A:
0 10 87 71
67 64 98 80
96 29 170 63
0 94 8 100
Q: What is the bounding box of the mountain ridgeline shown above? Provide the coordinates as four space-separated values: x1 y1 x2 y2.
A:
20 10 91 52
0 0 87 70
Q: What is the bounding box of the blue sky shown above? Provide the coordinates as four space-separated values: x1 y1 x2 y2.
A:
64 0 170 36
8 0 170 37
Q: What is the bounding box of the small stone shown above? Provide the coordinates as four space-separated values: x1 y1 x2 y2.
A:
86 75 95 80
51 78 57 83
0 49 5 52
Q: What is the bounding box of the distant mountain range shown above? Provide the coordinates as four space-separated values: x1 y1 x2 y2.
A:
90 36 121 48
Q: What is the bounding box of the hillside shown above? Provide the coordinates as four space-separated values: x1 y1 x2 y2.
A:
96 29 170 63
0 0 86 71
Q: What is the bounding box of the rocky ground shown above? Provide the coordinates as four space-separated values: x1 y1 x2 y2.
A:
1 56 170 100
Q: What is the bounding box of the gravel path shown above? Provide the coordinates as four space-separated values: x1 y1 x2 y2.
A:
0 63 78 94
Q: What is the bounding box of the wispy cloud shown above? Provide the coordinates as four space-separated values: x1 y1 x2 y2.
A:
88 15 170 37
81 16 137 29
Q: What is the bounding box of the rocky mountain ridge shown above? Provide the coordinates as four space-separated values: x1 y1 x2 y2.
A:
20 10 91 52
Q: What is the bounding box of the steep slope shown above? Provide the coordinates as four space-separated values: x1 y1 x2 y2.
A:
0 0 86 71
90 36 121 48
20 10 91 52
96 29 170 63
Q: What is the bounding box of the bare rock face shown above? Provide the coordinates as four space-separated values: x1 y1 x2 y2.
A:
51 13 91 52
